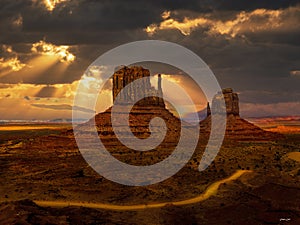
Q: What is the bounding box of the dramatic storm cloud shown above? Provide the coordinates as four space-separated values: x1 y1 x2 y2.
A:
0 0 299 119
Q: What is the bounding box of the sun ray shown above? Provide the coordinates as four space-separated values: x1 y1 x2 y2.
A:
18 55 59 80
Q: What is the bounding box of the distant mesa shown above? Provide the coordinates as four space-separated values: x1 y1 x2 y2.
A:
207 88 239 116
201 88 282 141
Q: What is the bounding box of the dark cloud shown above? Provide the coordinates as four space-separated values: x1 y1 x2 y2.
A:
153 0 299 12
239 89 300 104
0 0 160 45
209 0 300 11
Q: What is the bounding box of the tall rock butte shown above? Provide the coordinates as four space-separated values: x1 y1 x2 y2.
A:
79 66 183 143
207 88 239 116
201 88 281 140
112 66 164 107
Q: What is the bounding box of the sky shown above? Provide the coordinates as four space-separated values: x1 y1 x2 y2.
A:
0 0 299 120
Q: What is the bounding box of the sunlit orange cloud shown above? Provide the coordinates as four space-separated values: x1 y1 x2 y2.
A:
146 12 209 36
31 0 68 12
2 45 13 53
145 6 298 37
0 45 26 77
18 40 76 80
161 11 171 20
0 41 75 78
31 40 75 63
0 57 26 72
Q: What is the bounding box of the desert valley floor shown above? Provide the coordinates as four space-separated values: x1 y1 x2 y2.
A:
0 122 299 225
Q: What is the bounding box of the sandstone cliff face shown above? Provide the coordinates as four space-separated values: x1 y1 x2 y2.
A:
207 88 239 116
112 66 164 107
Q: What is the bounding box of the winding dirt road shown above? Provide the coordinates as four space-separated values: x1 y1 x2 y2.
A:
34 170 251 211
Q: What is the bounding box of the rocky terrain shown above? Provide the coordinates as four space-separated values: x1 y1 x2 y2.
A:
0 119 299 224
0 67 299 224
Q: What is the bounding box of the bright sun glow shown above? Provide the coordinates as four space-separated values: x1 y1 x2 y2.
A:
43 0 67 11
31 40 75 63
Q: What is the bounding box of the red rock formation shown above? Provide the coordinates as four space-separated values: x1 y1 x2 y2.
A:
112 66 164 107
202 88 282 141
207 88 239 116
78 68 281 142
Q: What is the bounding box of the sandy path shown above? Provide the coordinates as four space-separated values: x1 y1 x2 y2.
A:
34 170 251 211
0 125 69 131
287 152 300 162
